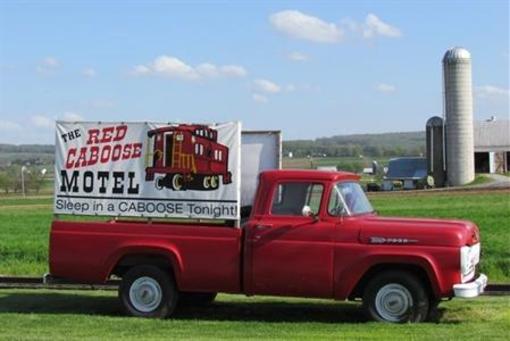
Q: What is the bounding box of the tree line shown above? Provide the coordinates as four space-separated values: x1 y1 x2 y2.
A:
283 131 426 158
0 165 48 194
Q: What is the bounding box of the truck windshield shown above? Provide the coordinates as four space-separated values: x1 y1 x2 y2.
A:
328 182 373 216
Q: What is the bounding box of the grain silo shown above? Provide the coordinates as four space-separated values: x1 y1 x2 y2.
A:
426 116 446 187
442 47 475 186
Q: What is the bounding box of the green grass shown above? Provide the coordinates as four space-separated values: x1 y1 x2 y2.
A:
0 290 508 339
369 191 510 282
0 191 509 338
0 191 509 281
467 175 493 186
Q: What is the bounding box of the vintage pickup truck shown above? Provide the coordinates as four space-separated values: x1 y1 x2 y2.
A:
49 169 487 323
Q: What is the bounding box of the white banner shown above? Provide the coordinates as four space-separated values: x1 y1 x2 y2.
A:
54 121 241 220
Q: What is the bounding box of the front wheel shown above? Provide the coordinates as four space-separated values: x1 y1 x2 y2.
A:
363 271 430 323
119 265 178 318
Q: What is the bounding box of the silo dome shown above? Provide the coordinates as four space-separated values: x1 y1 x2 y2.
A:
426 116 444 127
443 47 471 64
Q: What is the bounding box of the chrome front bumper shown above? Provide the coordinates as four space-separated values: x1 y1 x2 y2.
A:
453 274 488 298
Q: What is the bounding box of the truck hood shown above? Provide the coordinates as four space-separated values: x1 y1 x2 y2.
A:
358 216 480 247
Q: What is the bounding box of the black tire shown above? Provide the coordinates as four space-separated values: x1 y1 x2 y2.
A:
119 265 178 318
362 271 430 323
427 298 443 322
179 292 217 306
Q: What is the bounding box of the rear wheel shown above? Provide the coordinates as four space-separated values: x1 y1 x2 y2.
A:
363 271 429 323
119 265 178 318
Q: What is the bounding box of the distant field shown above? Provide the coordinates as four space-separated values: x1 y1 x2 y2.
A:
283 156 391 170
0 152 53 164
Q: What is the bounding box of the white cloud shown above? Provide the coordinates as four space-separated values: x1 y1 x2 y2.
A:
131 65 151 76
270 10 343 43
0 120 22 131
220 65 247 77
82 67 97 78
36 57 60 74
252 93 268 103
132 55 247 81
254 79 281 94
42 57 59 68
476 85 510 98
376 83 396 93
152 55 199 80
363 14 401 38
31 115 54 129
288 51 309 62
196 63 220 78
61 112 83 121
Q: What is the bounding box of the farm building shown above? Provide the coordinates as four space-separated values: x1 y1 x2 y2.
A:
474 119 510 174
382 157 428 190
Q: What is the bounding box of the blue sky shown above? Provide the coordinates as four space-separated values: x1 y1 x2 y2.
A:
0 0 508 144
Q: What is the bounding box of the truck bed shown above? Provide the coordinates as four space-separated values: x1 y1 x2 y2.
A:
50 220 243 293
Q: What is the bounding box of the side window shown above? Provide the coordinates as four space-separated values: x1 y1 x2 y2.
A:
271 182 323 216
328 186 346 216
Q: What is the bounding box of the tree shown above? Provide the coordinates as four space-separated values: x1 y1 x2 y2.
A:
27 170 45 194
0 171 9 194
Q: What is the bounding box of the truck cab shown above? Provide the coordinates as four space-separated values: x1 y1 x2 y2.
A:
49 169 487 323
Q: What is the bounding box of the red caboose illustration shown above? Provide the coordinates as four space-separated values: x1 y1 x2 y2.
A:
145 124 232 191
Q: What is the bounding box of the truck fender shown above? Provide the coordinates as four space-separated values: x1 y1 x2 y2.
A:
335 253 442 300
104 243 184 284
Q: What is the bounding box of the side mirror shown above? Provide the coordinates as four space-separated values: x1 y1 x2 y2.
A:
302 205 312 217
302 205 319 221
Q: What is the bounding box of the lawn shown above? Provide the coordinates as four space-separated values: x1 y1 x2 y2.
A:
0 290 508 340
1 190 508 281
0 190 509 339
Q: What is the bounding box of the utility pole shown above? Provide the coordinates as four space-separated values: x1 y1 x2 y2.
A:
21 166 26 198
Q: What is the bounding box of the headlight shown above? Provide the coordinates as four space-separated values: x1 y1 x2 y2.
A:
460 243 480 283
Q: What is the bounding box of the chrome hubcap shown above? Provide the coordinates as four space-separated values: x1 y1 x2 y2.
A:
375 283 413 322
129 276 163 312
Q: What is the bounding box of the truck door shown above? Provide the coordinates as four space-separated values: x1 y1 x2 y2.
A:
247 181 335 298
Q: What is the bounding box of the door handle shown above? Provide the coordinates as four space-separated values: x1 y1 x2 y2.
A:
252 224 272 242
255 224 272 231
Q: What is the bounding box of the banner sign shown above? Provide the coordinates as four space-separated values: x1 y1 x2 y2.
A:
54 121 241 220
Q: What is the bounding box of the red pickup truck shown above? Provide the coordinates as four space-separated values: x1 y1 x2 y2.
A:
49 169 487 323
